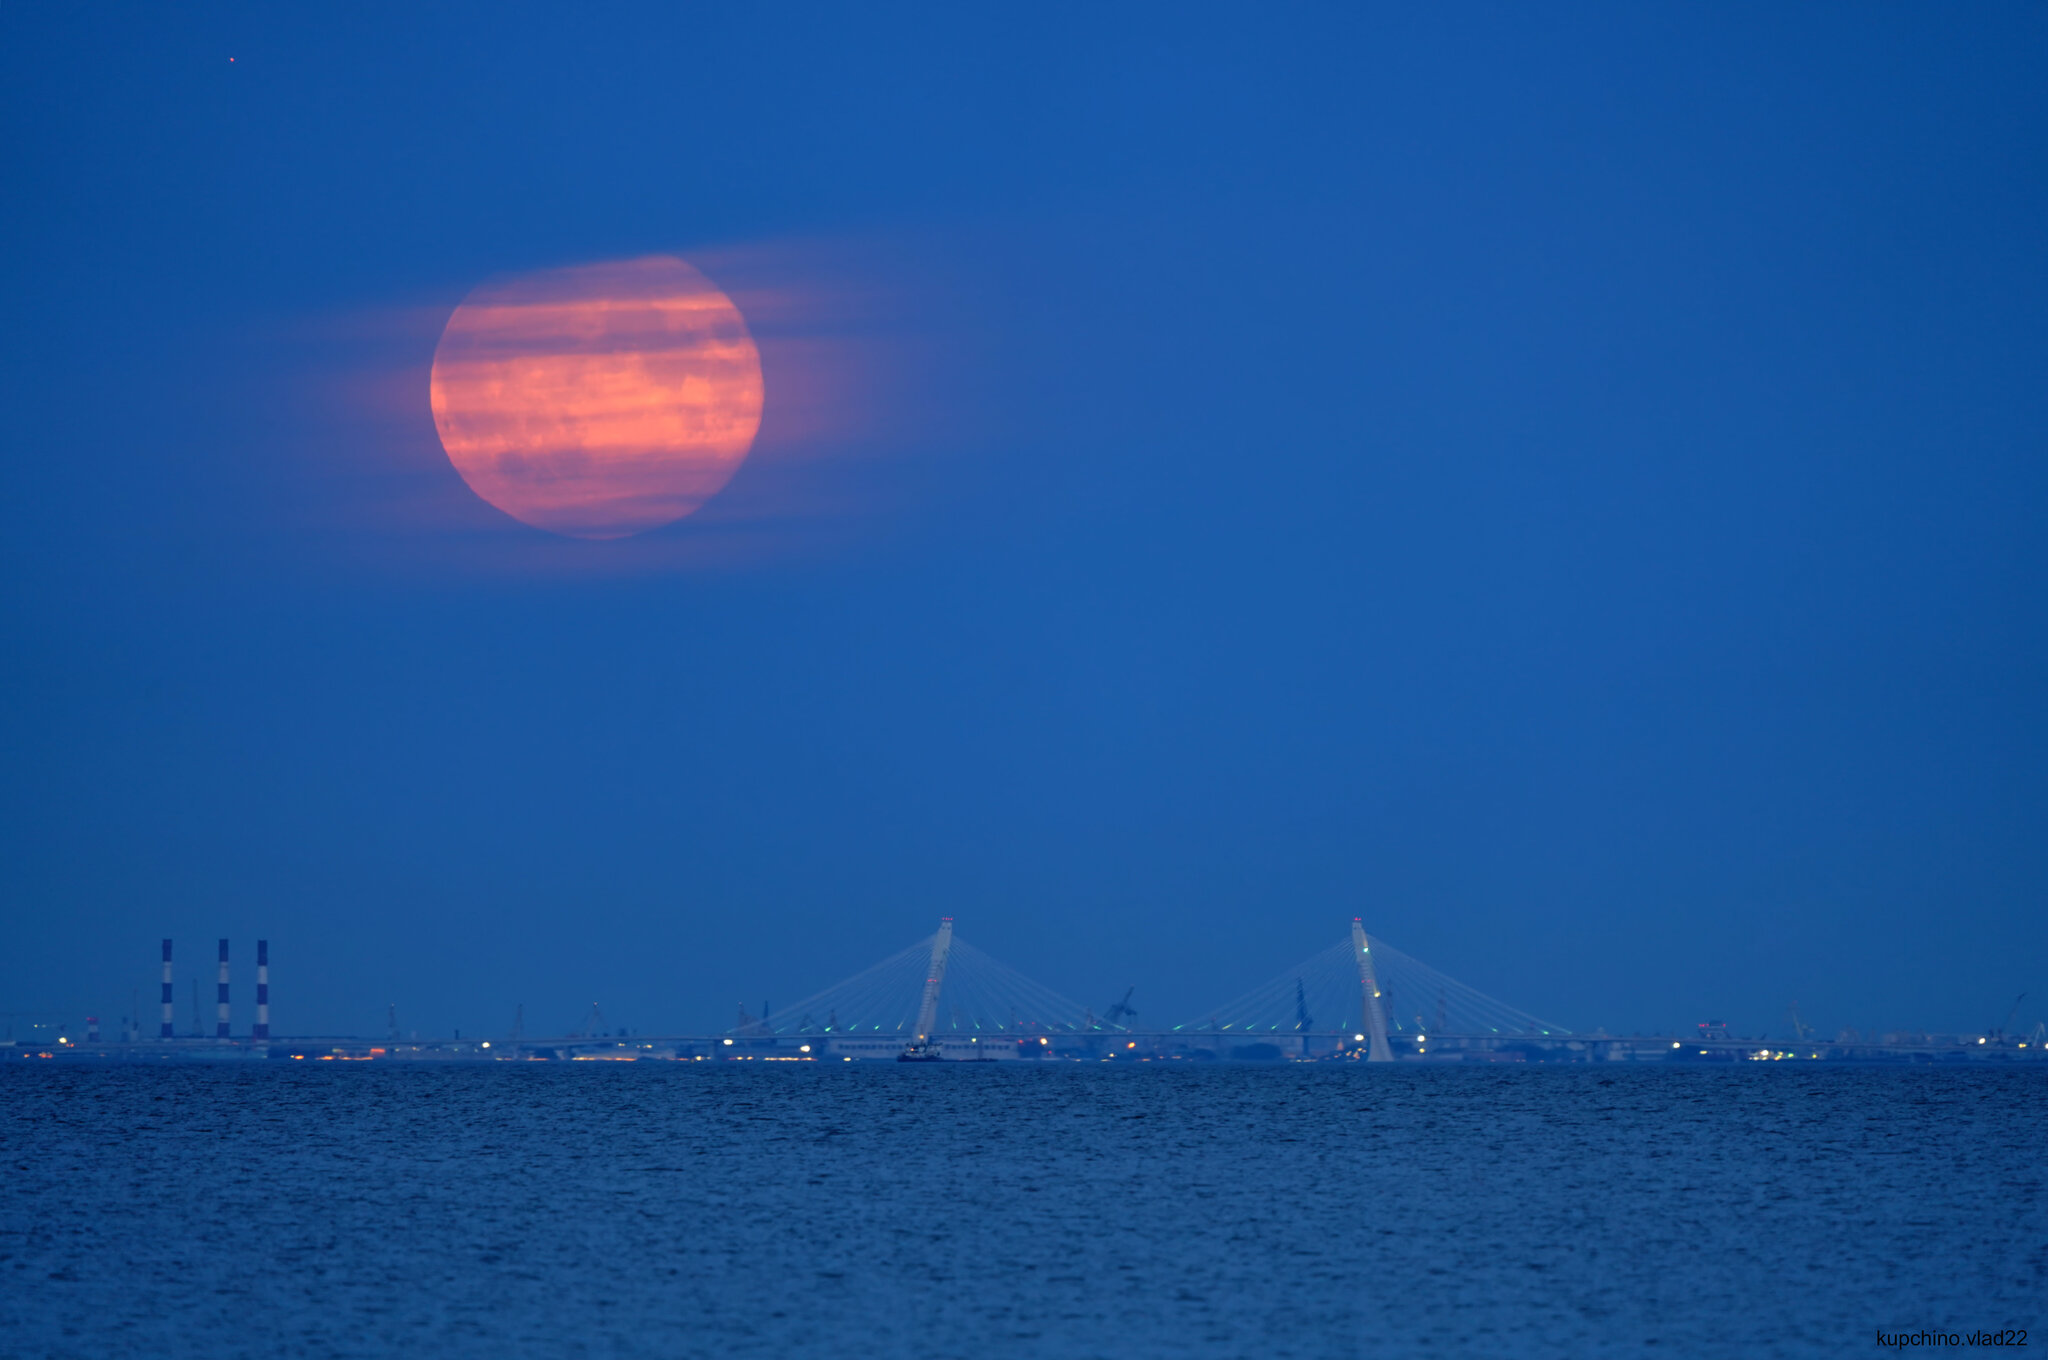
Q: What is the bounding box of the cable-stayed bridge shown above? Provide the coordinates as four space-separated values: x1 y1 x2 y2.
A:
1174 920 1571 1059
721 915 1569 1062
731 917 1125 1059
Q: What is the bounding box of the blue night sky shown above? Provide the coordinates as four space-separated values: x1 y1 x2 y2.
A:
3 5 2044 1041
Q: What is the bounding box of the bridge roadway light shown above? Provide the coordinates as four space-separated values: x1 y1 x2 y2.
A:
722 1038 734 1046
1354 1034 1364 1043
800 1044 811 1053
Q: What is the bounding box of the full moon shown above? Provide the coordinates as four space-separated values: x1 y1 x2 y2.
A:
429 255 764 540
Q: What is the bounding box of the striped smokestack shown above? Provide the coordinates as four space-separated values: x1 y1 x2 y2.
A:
160 939 174 1039
216 939 231 1039
254 940 269 1040
87 1015 100 1042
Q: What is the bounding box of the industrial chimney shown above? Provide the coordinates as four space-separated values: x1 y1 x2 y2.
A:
160 940 174 1040
254 940 270 1040
216 939 230 1039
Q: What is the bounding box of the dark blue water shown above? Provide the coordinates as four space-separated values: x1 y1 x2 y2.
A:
2 1064 2041 1358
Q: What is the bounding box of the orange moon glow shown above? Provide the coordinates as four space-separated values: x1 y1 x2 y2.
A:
429 255 764 540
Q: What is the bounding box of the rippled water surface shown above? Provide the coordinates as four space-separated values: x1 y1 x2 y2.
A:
2 1064 2041 1358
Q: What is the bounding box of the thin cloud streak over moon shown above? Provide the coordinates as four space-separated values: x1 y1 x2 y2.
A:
285 233 991 576
429 256 765 540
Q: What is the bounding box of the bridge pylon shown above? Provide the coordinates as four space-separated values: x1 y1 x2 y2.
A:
1352 918 1395 1062
899 917 955 1061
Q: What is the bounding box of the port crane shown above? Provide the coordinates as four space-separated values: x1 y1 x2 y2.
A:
1993 992 2026 1042
570 1002 608 1039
